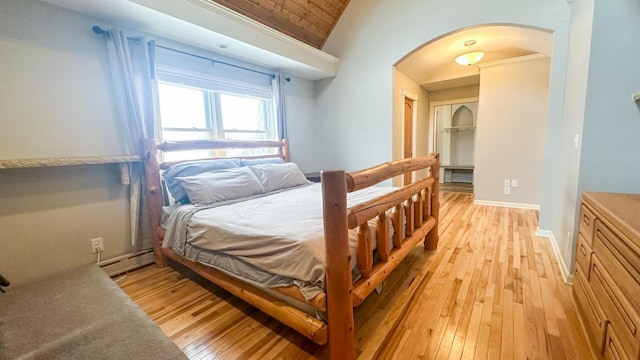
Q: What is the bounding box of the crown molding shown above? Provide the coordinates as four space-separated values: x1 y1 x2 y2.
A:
478 53 548 69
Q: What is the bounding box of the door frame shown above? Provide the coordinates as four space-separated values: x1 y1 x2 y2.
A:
402 89 418 184
428 96 479 154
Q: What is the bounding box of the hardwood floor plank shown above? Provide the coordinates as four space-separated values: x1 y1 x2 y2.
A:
117 192 593 360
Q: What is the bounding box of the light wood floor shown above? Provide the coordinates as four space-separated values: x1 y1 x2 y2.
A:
118 192 593 359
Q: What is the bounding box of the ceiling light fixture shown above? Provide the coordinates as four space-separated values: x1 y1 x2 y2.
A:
455 40 484 66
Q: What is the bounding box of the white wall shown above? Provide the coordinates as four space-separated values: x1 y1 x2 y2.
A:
475 56 550 206
0 0 317 284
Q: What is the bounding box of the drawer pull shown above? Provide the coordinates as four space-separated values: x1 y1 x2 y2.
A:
583 215 590 225
580 244 587 256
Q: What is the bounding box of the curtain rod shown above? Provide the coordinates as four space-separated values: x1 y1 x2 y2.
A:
92 26 290 82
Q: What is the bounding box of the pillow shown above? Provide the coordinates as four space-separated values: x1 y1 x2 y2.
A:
240 157 285 167
176 167 265 205
249 162 310 193
162 158 241 203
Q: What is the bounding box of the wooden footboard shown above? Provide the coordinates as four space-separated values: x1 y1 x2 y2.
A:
323 155 440 359
141 138 439 359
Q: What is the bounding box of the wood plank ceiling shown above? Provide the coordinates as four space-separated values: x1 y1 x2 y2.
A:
205 0 350 49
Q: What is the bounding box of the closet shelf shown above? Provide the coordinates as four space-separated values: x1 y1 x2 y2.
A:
0 155 140 169
444 126 475 132
442 165 474 170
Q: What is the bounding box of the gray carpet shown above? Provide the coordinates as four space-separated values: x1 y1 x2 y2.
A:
0 265 187 360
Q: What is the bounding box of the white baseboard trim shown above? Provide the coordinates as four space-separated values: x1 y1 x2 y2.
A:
535 229 573 285
473 200 540 210
99 249 155 277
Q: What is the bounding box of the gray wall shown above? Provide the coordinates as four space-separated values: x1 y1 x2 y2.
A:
0 1 128 160
538 0 594 278
429 85 479 103
0 0 132 284
474 57 550 206
317 0 571 173
579 0 640 194
391 68 431 185
316 0 594 282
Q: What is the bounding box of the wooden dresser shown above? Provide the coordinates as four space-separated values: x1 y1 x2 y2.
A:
573 192 640 360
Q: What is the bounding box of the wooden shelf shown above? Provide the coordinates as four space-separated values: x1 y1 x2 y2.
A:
0 155 140 170
444 126 475 132
442 165 474 170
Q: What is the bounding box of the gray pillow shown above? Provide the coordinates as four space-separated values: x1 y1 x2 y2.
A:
249 162 310 193
162 158 241 203
240 157 285 167
176 167 265 205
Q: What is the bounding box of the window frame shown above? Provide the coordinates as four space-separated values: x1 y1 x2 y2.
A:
156 65 277 144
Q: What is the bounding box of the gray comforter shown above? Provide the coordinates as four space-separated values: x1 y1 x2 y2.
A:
162 183 395 300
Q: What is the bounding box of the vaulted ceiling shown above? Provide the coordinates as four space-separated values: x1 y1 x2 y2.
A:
39 0 553 83
207 0 350 49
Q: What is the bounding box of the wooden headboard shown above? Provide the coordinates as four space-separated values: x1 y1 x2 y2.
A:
155 139 290 169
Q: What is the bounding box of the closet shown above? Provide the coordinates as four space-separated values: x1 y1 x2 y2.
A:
434 101 477 185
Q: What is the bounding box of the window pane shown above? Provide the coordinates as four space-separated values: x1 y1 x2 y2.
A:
219 93 266 132
163 150 213 163
162 130 212 141
224 132 276 157
158 82 207 129
224 131 268 141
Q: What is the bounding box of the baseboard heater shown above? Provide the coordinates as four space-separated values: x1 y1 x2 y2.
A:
99 249 155 276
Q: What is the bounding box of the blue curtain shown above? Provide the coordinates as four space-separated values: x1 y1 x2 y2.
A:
273 74 288 140
103 29 159 250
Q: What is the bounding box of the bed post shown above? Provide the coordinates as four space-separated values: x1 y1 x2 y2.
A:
281 139 290 162
321 170 355 360
141 139 166 267
424 153 440 250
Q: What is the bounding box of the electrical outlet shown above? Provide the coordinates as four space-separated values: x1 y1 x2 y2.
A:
504 179 510 187
511 179 518 187
90 237 104 253
504 186 511 195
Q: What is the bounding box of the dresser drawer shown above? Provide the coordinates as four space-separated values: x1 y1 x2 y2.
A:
604 326 631 360
577 233 594 280
590 256 640 360
579 204 597 246
593 220 640 311
573 264 608 354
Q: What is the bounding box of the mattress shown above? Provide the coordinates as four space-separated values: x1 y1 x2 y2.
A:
161 183 396 301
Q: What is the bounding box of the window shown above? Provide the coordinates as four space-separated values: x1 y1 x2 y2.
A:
156 64 277 161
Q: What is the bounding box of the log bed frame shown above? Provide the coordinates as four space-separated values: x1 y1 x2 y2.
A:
142 138 440 359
